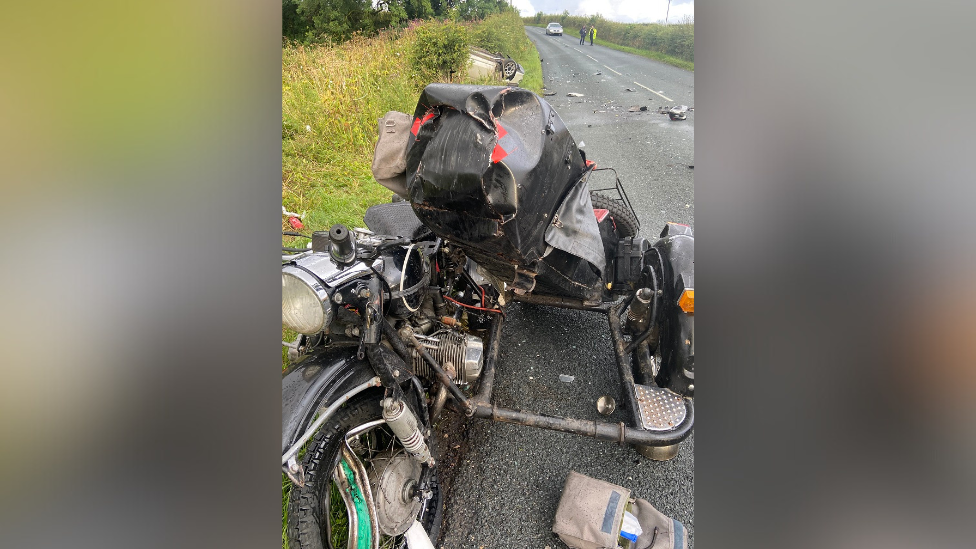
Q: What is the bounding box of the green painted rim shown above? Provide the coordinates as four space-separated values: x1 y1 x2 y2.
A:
339 459 372 549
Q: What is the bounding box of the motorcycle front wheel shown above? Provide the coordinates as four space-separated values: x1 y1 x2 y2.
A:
286 391 443 549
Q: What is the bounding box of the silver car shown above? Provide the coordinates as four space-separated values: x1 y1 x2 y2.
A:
546 22 563 36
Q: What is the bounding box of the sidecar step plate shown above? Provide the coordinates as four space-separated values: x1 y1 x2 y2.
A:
634 384 687 431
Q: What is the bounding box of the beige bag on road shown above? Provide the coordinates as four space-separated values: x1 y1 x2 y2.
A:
552 471 689 549
552 471 631 549
629 498 688 549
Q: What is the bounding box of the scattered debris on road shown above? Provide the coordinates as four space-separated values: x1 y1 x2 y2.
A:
594 71 602 75
656 105 692 120
543 91 556 96
627 106 649 112
625 88 636 92
567 92 584 97
558 374 575 383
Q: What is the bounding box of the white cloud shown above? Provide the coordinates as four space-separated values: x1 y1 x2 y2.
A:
511 0 537 17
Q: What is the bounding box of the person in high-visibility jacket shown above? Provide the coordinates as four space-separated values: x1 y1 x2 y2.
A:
589 26 596 46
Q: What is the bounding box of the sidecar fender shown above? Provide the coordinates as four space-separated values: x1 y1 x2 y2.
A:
281 346 378 454
650 223 694 396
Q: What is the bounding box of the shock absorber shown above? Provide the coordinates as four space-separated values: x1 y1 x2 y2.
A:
627 287 654 333
381 398 434 467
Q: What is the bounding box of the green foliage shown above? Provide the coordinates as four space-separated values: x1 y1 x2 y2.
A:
297 0 377 42
282 0 310 41
453 0 514 21
408 21 472 82
405 0 434 19
534 12 544 24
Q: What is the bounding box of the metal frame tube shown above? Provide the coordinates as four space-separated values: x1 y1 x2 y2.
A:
471 402 693 446
511 292 608 312
608 297 644 426
472 314 505 405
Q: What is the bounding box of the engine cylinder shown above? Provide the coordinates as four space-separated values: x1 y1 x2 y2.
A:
411 331 484 384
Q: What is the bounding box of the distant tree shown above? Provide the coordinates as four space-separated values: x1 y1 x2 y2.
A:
454 0 513 21
405 0 434 19
430 0 459 17
282 0 311 40
297 0 376 41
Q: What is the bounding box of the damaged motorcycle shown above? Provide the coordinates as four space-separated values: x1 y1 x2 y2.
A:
282 84 694 549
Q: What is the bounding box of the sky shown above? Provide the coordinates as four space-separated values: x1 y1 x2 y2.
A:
509 0 694 24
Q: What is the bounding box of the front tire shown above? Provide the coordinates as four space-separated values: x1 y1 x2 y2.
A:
287 391 443 549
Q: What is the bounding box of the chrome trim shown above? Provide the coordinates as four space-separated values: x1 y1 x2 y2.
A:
281 265 332 334
341 442 380 548
345 419 387 441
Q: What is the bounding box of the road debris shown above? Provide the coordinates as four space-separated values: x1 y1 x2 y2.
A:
283 206 305 229
625 88 636 92
567 92 584 97
543 91 556 96
657 105 691 120
594 71 602 75
558 374 575 383
627 106 649 112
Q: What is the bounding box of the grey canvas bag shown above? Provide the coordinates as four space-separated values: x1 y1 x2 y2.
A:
629 498 688 549
552 471 631 549
553 471 689 549
371 110 413 198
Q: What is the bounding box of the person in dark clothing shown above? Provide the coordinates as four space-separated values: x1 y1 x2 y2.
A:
580 25 588 45
589 26 596 46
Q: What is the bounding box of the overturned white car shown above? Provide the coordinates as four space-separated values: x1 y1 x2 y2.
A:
468 47 525 84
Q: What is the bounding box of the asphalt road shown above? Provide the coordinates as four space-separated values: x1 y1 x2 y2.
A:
435 27 695 549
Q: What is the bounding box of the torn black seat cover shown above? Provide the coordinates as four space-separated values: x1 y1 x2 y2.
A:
405 84 594 289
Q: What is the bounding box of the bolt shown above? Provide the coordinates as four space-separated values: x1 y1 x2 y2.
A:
393 369 400 378
334 293 343 303
359 288 370 298
688 384 694 392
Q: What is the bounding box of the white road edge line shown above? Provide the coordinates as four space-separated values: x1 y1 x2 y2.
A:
633 81 674 102
603 65 622 76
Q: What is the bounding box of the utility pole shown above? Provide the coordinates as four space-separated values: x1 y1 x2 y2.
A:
666 0 671 24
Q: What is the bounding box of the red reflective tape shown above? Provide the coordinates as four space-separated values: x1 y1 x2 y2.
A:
593 208 609 223
497 123 507 138
491 144 508 163
411 112 437 136
585 159 596 168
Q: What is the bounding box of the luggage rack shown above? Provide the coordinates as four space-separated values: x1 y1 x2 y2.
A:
586 167 640 233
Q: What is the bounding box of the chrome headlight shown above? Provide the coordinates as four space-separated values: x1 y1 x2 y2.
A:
282 266 332 334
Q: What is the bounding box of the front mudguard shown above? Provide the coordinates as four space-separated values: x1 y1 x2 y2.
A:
281 346 378 455
647 223 694 396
